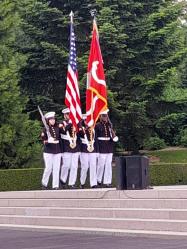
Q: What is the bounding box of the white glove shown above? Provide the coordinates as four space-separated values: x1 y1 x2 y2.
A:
113 136 119 142
48 137 59 144
53 140 59 144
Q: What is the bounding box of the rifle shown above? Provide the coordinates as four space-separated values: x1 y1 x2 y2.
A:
107 116 119 142
38 106 58 143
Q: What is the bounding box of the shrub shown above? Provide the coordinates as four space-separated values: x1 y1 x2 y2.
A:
177 128 187 147
0 168 43 191
155 113 186 145
143 136 166 150
150 163 187 185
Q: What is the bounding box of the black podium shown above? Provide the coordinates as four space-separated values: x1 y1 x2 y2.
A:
116 156 149 190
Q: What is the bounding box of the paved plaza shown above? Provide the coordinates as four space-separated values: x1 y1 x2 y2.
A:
1 228 187 249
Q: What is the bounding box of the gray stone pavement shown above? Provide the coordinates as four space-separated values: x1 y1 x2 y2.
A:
1 229 187 249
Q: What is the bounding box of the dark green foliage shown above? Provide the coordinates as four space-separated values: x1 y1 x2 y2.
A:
16 0 187 151
143 136 166 150
17 0 68 116
155 113 187 145
1 0 186 159
17 0 96 116
95 0 187 150
176 128 187 147
0 0 41 168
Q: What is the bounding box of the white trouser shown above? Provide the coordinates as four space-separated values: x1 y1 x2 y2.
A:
97 153 113 185
80 153 97 187
60 152 80 186
42 153 61 188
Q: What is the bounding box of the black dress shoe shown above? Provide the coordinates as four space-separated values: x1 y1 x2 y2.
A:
147 186 154 189
60 179 66 185
60 180 66 189
80 184 85 189
105 184 112 188
91 185 97 188
69 185 77 189
97 182 102 187
41 185 48 190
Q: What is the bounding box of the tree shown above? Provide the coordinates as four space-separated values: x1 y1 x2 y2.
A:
96 0 187 151
17 0 97 117
0 0 41 168
15 0 67 117
18 0 187 151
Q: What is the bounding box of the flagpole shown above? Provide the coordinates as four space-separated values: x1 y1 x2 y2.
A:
69 11 74 23
90 9 98 33
90 9 97 127
90 9 97 19
86 8 107 127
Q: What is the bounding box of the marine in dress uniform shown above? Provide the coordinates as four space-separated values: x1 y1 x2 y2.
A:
41 112 62 190
79 114 98 188
59 108 80 188
95 109 118 187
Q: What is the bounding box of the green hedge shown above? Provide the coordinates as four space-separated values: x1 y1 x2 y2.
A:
0 168 43 191
150 163 187 185
0 164 187 191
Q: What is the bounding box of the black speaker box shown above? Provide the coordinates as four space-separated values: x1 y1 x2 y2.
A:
116 156 149 190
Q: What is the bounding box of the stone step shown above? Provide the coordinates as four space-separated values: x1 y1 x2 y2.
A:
0 215 187 232
0 207 187 220
1 223 187 237
1 187 187 236
0 189 115 199
1 187 187 200
1 198 187 209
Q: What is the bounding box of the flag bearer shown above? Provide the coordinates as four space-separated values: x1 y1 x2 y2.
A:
59 108 80 189
95 109 118 187
79 114 98 188
41 112 62 190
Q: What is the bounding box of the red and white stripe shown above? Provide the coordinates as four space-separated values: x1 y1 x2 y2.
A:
65 12 82 128
65 66 82 128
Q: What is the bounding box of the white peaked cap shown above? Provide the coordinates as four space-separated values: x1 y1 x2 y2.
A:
82 114 87 120
62 108 70 114
44 112 55 119
100 109 109 115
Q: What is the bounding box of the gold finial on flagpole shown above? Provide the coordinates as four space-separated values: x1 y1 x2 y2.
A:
90 9 97 19
69 11 74 23
90 9 98 34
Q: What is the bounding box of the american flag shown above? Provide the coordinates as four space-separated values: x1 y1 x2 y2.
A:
65 11 82 128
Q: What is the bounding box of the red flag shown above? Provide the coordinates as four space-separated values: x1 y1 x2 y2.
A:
65 12 82 128
86 19 108 127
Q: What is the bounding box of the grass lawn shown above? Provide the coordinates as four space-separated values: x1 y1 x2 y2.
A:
146 148 187 164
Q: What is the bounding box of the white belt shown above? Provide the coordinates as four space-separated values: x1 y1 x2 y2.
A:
61 134 69 140
81 138 95 144
98 137 110 141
